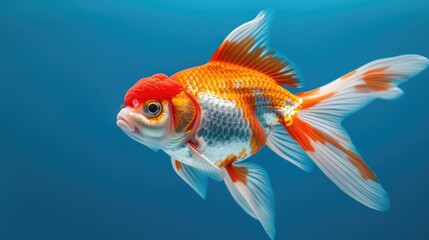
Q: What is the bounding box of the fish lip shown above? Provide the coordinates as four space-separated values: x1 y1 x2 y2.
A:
116 116 132 131
116 112 141 134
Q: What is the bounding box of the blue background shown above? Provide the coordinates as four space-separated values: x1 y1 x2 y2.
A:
1 0 429 239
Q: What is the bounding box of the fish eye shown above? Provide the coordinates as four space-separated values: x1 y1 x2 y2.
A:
144 101 162 117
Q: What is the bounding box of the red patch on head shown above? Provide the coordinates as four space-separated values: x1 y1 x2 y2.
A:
124 74 183 107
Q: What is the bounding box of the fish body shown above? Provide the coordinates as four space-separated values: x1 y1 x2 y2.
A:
116 10 429 239
168 62 301 166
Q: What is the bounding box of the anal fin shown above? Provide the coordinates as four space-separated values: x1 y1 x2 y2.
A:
171 159 208 199
223 161 276 240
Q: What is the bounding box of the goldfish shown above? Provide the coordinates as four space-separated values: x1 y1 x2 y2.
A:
116 9 428 239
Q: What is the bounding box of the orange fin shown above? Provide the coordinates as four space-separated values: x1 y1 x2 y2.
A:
210 9 302 88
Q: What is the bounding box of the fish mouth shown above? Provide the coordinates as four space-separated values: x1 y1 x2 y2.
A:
116 110 141 134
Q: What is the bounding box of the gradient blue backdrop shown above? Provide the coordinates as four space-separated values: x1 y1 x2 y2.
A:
1 0 429 239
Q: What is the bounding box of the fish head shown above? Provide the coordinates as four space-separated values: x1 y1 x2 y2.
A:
117 74 201 150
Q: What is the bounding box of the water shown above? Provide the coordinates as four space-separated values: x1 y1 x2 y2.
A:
1 0 429 239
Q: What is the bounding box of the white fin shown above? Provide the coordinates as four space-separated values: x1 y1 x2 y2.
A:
222 9 274 48
223 161 276 240
171 159 208 199
187 142 224 181
266 123 314 172
309 139 390 211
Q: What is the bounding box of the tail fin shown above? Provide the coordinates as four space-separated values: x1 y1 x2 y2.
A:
284 54 429 211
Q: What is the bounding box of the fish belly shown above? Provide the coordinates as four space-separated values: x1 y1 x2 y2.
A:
196 92 255 164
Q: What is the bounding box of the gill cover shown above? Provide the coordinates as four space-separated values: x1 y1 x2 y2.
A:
171 91 200 135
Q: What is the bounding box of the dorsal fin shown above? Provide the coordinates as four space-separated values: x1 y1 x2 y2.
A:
210 9 303 88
